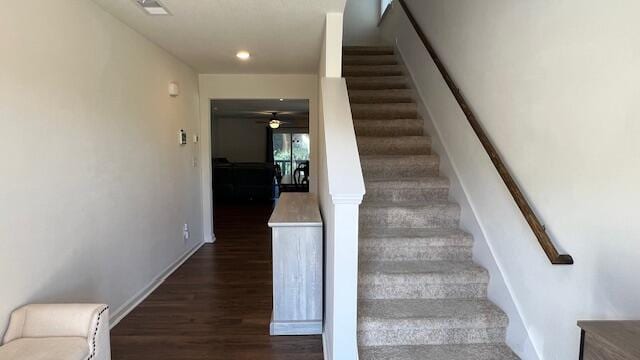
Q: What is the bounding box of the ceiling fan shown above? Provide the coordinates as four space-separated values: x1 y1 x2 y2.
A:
255 112 290 129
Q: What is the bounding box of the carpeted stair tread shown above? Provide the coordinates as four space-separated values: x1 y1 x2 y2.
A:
354 119 424 136
358 298 508 328
361 200 458 208
357 136 431 155
359 344 519 360
359 227 472 244
358 261 488 300
363 176 448 202
361 154 439 179
358 299 509 346
346 76 409 90
364 176 448 189
359 260 487 279
351 103 418 119
359 201 460 229
359 229 473 262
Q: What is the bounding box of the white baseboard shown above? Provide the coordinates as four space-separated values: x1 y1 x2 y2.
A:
109 240 205 328
322 332 329 360
322 332 358 360
204 232 216 243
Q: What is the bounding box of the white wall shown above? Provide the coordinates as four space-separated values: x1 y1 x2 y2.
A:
343 0 381 45
320 13 345 80
0 1 203 337
213 118 267 162
199 74 319 242
386 1 640 359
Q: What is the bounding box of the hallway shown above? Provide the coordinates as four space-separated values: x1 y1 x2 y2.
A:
111 203 324 359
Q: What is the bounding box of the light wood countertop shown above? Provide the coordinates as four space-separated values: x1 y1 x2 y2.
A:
578 320 640 358
268 193 322 227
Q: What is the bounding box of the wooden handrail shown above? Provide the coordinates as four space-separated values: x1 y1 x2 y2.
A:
395 0 573 265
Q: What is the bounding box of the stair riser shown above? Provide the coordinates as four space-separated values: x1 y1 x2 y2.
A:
344 55 398 66
359 206 460 228
358 344 520 360
347 78 408 90
348 90 414 104
359 245 472 262
364 188 448 202
355 123 424 137
359 283 487 300
362 160 439 179
358 139 431 156
343 66 403 77
363 167 439 179
358 327 507 347
352 107 418 120
344 48 394 56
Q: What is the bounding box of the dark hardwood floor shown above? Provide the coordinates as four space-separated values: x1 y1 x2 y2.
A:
111 202 324 359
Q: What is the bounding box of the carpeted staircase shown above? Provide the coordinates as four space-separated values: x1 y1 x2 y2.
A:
344 46 520 360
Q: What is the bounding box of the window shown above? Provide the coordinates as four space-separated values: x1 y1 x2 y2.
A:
273 132 309 184
381 0 392 19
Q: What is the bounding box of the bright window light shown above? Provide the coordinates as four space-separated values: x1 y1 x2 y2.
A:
380 0 392 18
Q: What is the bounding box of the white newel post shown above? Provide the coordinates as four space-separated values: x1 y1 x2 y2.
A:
330 199 362 360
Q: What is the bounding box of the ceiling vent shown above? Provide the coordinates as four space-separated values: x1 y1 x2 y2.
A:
135 0 171 15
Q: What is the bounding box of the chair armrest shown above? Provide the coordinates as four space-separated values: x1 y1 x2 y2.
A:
2 304 109 344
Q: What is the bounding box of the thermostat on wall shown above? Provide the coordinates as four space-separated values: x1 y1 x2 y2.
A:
179 129 187 145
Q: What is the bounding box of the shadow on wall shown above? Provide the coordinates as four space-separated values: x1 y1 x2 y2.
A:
343 0 382 45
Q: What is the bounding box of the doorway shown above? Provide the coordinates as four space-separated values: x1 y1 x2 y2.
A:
210 99 310 206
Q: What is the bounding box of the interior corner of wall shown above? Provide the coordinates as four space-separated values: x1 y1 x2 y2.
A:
322 12 344 78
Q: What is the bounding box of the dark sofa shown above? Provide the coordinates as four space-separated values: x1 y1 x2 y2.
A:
213 160 275 202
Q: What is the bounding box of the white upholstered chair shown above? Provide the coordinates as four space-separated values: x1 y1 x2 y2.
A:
0 304 110 360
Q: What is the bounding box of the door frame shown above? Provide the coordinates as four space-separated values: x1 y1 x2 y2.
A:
198 74 319 243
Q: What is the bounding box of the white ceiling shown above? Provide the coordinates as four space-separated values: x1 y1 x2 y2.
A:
92 0 346 74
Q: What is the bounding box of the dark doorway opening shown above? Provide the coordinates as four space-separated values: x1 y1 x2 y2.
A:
211 99 310 207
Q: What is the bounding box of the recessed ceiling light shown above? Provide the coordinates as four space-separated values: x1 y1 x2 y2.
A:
135 0 171 15
236 51 251 61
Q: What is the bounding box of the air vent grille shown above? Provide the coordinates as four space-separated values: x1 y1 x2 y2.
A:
135 0 170 15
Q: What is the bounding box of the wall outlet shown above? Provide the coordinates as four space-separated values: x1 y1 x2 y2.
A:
183 223 190 241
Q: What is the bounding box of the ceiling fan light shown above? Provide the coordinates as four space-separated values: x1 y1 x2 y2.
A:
269 120 280 129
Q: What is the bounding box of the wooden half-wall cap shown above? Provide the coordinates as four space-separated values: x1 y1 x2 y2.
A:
578 321 640 359
268 193 322 227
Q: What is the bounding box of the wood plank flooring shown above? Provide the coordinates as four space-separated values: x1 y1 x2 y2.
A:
111 202 324 359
